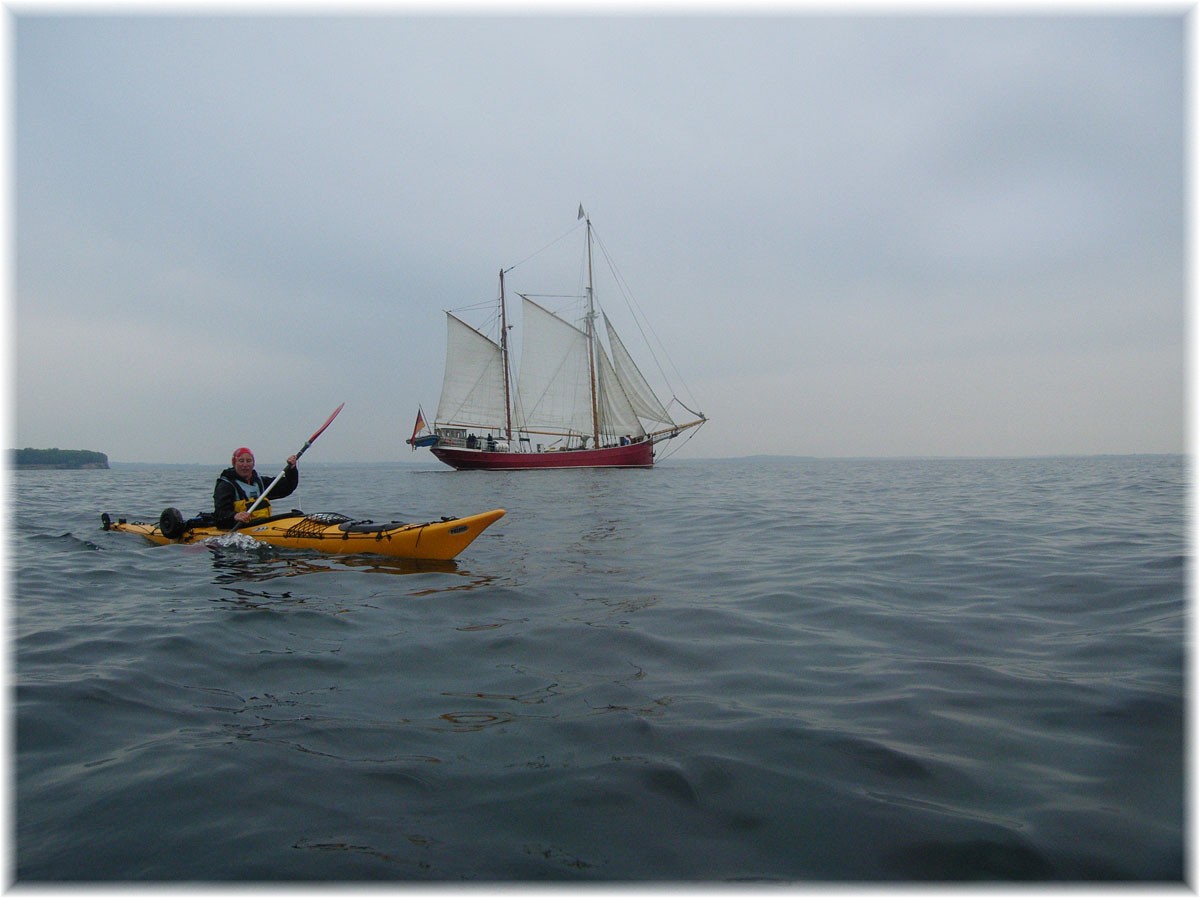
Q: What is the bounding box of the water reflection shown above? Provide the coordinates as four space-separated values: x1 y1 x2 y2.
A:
209 549 459 584
438 710 516 732
207 546 500 610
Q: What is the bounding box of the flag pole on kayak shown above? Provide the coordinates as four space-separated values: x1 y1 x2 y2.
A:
232 401 345 532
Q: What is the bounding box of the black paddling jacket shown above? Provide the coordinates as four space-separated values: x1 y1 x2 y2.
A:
213 464 299 529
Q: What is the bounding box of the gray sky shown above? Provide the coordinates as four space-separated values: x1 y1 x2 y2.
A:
11 8 1186 464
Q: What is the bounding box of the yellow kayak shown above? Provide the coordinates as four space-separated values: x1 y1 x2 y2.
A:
101 508 506 561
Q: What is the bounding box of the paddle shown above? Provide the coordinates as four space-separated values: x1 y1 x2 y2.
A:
230 402 345 532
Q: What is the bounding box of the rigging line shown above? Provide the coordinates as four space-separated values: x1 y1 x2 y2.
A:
448 296 502 315
656 434 697 462
654 419 705 462
590 229 663 371
672 397 706 421
593 230 666 362
446 298 505 342
590 226 704 415
506 220 586 273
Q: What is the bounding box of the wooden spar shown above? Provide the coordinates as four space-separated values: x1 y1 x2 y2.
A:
499 267 514 442
585 214 600 447
644 416 707 443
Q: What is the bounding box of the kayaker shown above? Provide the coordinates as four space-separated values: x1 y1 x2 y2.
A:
213 447 299 528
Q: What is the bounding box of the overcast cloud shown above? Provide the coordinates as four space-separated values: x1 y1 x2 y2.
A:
11 10 1185 464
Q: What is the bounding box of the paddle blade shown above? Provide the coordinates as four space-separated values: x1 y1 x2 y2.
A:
310 402 345 444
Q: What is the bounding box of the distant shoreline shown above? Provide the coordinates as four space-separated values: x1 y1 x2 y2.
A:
17 464 110 470
11 449 109 469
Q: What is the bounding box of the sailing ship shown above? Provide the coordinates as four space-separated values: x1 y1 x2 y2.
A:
407 209 707 470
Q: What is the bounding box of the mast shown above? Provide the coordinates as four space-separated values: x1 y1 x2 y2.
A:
499 267 513 441
585 215 600 446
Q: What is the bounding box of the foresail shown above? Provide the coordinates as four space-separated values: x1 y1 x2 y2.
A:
604 313 676 427
596 345 646 439
436 312 507 429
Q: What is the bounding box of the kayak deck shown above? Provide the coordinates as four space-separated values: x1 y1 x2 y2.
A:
102 508 505 561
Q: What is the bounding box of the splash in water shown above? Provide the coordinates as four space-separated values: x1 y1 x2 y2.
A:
204 531 267 552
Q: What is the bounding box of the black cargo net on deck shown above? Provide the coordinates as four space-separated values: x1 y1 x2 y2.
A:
283 513 355 538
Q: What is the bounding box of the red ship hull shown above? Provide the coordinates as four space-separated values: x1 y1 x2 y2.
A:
431 439 654 470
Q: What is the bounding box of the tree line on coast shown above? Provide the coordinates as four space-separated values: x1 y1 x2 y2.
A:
11 448 109 469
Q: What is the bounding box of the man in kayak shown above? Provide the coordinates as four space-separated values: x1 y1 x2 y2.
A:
213 447 299 528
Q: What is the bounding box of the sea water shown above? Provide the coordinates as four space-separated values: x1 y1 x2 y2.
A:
11 455 1185 881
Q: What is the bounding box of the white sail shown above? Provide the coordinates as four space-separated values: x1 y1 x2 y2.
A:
604 313 676 427
435 312 507 429
596 343 646 439
515 297 594 437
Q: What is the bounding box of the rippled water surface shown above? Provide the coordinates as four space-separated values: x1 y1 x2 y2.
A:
12 455 1185 881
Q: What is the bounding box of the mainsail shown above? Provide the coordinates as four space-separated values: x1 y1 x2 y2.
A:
515 297 594 438
513 297 675 444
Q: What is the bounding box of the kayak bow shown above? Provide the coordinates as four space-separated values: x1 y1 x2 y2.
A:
102 508 505 561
